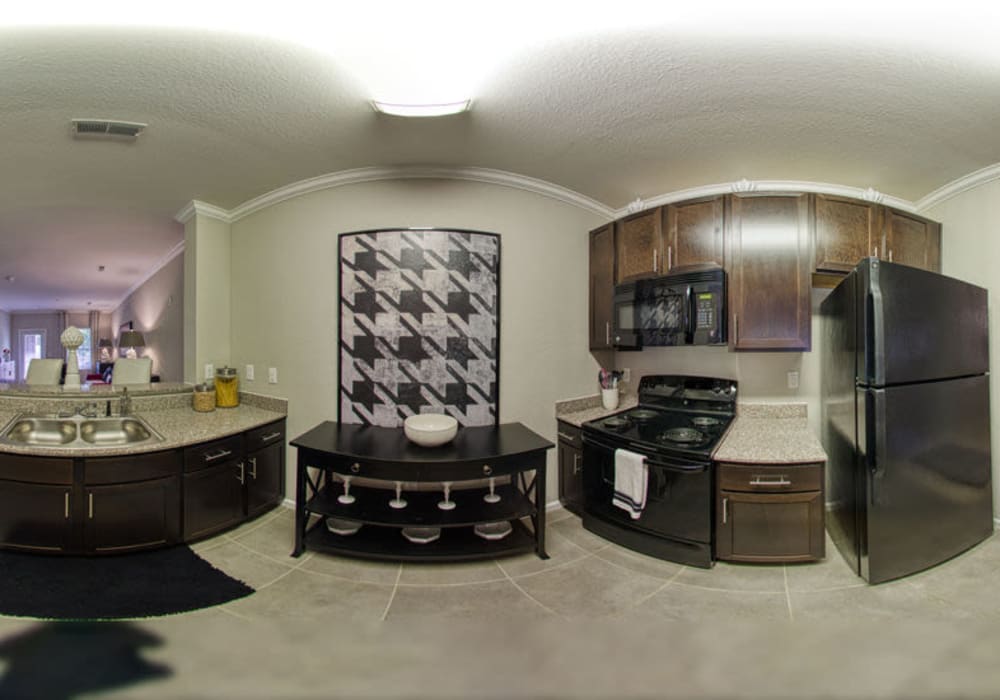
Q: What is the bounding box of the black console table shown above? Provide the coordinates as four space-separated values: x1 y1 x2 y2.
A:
290 422 554 562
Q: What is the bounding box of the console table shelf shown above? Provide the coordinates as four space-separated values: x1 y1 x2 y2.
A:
291 421 554 562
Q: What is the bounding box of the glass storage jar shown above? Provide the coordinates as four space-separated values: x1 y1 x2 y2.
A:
215 366 240 408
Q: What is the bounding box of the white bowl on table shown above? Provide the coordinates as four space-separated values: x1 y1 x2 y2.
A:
403 413 458 447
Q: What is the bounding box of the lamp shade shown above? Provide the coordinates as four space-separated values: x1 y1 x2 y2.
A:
118 330 146 348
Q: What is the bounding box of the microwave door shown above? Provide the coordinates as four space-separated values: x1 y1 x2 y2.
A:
641 286 687 346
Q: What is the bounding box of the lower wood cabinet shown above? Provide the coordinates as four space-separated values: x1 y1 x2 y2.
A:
716 461 825 563
556 420 584 516
0 418 286 554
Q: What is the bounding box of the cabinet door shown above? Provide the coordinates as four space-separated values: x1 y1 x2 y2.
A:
727 193 812 350
589 223 616 350
183 460 244 541
0 480 73 553
717 490 824 562
814 194 880 273
664 196 725 271
615 208 663 282
85 477 180 553
247 441 285 518
883 208 941 272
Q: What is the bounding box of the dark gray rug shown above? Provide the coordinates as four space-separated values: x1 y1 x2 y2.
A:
0 546 253 620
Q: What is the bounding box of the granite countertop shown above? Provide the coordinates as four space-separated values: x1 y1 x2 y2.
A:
713 404 826 464
0 403 287 458
0 382 192 397
554 396 826 464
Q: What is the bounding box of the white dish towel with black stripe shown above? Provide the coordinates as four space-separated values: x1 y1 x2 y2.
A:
612 448 648 520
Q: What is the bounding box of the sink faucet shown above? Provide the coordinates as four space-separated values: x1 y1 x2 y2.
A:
119 387 132 416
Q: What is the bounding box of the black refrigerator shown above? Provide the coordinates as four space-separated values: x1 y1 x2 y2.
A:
820 257 993 584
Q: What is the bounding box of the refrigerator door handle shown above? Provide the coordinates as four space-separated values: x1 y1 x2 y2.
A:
865 275 885 385
868 389 888 506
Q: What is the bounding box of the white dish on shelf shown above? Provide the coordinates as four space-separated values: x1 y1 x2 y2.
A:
403 413 458 447
401 526 441 544
473 521 513 541
325 517 362 536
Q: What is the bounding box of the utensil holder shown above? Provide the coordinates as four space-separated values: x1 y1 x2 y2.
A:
601 388 619 410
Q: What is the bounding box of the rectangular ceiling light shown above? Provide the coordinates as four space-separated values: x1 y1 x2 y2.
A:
370 100 472 117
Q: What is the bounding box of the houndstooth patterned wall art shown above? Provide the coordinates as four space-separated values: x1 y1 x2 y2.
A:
338 229 500 427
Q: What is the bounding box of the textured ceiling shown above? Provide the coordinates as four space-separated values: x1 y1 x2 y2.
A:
2 15 1000 310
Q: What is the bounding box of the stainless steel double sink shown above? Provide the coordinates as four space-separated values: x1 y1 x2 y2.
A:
0 414 163 449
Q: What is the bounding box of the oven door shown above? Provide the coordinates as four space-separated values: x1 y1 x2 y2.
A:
581 433 713 545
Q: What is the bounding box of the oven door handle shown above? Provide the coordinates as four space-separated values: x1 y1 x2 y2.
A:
583 434 711 473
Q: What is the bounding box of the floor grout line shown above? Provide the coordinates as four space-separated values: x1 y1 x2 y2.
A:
495 560 566 619
628 566 688 610
380 564 403 621
783 566 795 622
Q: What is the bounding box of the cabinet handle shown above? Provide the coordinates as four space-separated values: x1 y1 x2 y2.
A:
350 462 361 473
482 464 493 476
88 492 94 520
874 246 879 258
733 313 738 342
204 448 232 463
605 321 610 346
557 431 577 442
750 476 791 486
667 245 672 271
249 457 258 479
237 462 245 485
260 432 282 443
722 497 728 524
64 492 70 519
653 249 658 272
572 453 582 475
888 249 893 263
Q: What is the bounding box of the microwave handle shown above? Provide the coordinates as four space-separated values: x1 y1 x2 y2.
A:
685 285 695 342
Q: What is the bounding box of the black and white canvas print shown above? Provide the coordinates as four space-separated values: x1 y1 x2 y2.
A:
338 229 500 427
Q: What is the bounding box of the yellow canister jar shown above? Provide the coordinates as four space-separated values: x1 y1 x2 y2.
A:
215 366 240 408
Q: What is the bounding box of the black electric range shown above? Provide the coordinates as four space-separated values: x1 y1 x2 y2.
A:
580 375 737 568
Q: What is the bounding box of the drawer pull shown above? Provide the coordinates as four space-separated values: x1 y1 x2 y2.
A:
722 497 728 524
350 462 360 474
204 448 233 463
750 476 791 487
260 432 283 443
557 431 577 442
249 457 257 479
482 464 493 476
88 492 94 519
237 462 245 485
572 453 582 475
64 492 70 519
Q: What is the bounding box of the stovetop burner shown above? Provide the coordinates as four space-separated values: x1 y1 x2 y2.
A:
691 416 720 428
660 427 706 444
627 409 658 421
602 416 631 430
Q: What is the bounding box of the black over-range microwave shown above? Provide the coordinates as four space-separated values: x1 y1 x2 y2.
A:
612 268 726 349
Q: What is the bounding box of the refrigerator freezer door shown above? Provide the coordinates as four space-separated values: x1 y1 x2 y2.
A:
859 259 988 386
860 375 993 583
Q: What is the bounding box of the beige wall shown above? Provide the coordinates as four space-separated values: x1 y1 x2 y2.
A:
184 214 232 383
111 252 185 382
229 179 607 503
922 179 1000 514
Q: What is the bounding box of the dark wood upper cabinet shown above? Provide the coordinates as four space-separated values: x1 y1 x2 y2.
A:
663 196 725 271
589 223 615 350
814 194 880 273
727 193 812 351
615 208 662 282
883 207 941 272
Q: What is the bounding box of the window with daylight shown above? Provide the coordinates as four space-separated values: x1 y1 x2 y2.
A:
74 328 93 371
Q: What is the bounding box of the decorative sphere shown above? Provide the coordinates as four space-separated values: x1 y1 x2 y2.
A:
60 326 85 349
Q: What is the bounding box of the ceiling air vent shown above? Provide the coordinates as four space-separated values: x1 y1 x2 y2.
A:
71 119 147 140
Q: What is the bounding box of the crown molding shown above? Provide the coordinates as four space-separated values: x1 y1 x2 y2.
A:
226 166 616 222
915 163 1000 213
613 180 917 219
112 240 186 312
174 200 232 225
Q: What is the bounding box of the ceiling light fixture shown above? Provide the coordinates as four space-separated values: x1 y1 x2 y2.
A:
4 275 13 282
371 99 472 117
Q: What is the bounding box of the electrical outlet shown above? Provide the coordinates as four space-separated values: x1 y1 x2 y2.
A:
621 368 631 383
787 371 800 389
204 363 214 380
245 364 255 381
268 367 278 384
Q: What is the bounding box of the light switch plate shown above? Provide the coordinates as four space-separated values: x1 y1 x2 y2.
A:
621 368 631 383
245 364 255 381
268 367 278 384
787 371 800 389
204 363 214 380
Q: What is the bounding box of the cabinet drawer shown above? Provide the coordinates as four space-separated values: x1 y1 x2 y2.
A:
246 420 285 452
184 435 244 473
556 421 582 449
0 454 73 485
718 462 822 492
85 450 181 485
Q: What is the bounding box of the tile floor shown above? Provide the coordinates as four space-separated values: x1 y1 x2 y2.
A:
2 506 1000 698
